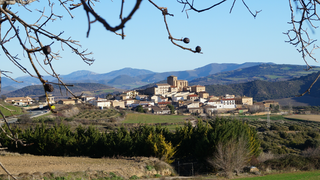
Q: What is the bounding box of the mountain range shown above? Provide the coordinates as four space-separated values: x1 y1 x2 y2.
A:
1 62 271 91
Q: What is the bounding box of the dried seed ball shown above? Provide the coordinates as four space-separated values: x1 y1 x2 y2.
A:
195 46 201 53
44 83 54 92
183 37 190 44
11 17 16 21
42 45 51 55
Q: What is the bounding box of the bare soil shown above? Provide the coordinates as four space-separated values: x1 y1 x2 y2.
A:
0 152 175 179
284 114 320 122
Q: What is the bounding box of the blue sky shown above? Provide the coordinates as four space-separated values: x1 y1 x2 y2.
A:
1 1 320 79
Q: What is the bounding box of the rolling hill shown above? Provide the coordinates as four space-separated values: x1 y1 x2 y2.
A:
3 83 123 99
205 71 320 102
190 64 320 86
1 62 270 90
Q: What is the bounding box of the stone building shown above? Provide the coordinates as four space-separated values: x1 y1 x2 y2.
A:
167 75 188 91
191 85 206 93
235 96 253 105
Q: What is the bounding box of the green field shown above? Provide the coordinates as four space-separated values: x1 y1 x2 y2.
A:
238 115 288 121
0 102 23 117
123 113 187 124
238 170 320 180
74 109 120 120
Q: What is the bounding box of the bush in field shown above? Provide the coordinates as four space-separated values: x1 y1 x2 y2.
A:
175 118 261 163
259 155 315 171
17 113 32 124
208 137 250 178
270 124 288 131
289 124 303 131
304 139 320 149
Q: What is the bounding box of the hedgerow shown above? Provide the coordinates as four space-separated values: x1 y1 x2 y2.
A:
0 117 260 164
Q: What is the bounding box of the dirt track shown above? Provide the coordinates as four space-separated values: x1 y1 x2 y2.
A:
0 152 174 179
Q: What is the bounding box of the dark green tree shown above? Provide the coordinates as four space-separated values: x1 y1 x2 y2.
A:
136 105 144 113
167 104 175 114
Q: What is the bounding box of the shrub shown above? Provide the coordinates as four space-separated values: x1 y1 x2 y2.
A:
257 151 275 163
146 165 154 171
304 139 320 149
260 154 312 171
17 113 32 124
129 175 139 179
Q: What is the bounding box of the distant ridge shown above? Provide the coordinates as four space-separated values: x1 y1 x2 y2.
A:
189 64 320 86
205 72 320 103
3 83 121 99
2 62 317 90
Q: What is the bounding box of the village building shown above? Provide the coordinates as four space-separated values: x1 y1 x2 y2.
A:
151 106 171 114
81 96 95 102
145 84 171 95
111 100 125 108
38 94 55 104
136 94 149 101
187 102 200 109
157 101 171 108
172 95 184 102
58 99 75 105
209 95 220 101
170 86 178 93
183 86 192 92
221 98 236 109
5 96 33 106
199 91 209 99
191 85 206 93
262 100 280 108
203 105 217 115
206 97 236 110
167 75 188 91
187 94 199 101
235 96 253 105
150 95 159 103
122 90 139 98
89 98 111 108
124 99 138 107
225 94 235 99
158 96 168 103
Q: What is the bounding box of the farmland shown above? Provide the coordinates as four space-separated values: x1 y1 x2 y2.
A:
284 115 320 122
123 113 190 124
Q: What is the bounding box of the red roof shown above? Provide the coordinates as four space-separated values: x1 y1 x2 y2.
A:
188 94 198 97
222 98 235 100
158 102 171 105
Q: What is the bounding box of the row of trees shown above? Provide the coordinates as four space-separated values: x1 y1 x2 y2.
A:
0 118 260 175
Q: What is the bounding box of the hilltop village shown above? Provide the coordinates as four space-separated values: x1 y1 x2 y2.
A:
4 75 279 115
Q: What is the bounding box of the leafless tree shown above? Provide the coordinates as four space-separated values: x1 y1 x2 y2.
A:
208 137 250 178
0 0 319 178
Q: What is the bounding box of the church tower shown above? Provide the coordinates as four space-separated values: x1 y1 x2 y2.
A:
167 75 177 86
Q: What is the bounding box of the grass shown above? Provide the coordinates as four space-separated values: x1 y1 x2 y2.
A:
74 109 119 120
238 115 289 121
238 170 320 180
259 115 288 121
123 113 187 124
0 101 24 117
